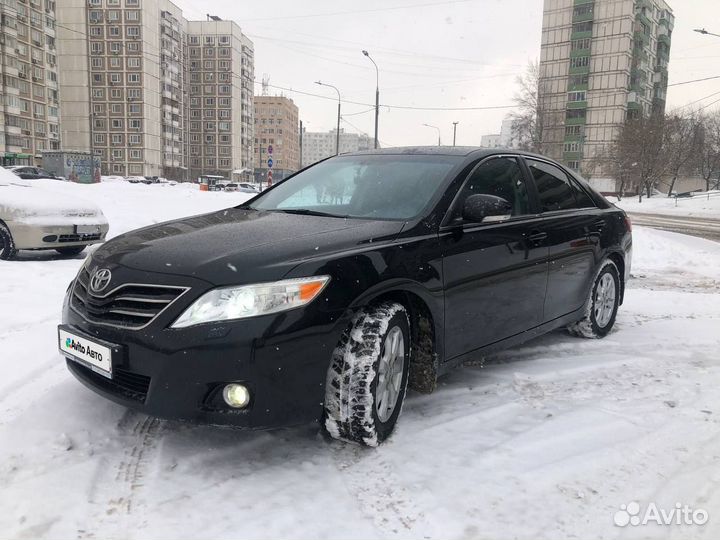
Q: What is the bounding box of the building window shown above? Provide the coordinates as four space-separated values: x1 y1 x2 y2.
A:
112 134 123 144
566 109 587 121
573 4 593 17
565 125 584 136
127 73 140 84
189 36 199 45
571 38 591 51
111 119 123 129
572 21 592 34
570 56 590 68
567 91 586 102
127 57 140 68
569 74 589 87
129 134 141 144
129 119 141 129
204 36 215 45
90 26 103 37
126 26 140 37
564 141 582 152
126 10 139 21
567 161 580 170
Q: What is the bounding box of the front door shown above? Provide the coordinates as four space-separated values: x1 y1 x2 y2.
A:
441 156 548 360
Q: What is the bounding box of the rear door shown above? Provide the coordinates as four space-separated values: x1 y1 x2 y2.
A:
440 156 548 360
523 158 600 322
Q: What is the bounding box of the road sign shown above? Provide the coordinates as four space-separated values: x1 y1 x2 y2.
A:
267 145 273 155
267 157 273 168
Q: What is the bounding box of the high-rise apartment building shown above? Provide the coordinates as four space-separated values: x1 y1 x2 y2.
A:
0 0 61 167
539 0 673 184
253 95 299 183
55 1 254 180
186 20 254 181
301 128 372 167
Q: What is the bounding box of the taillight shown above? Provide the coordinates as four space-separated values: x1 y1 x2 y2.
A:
624 215 632 232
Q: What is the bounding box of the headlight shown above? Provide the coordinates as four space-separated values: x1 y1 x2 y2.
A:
171 276 331 328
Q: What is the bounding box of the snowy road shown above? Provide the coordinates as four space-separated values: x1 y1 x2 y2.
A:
1 181 720 539
628 212 720 242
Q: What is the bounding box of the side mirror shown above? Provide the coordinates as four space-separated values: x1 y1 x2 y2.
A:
462 194 512 223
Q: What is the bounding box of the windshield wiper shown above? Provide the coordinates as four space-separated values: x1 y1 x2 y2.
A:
275 209 347 218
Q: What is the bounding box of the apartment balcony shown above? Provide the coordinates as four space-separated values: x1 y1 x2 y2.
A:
634 31 649 48
658 33 671 47
567 101 588 110
47 114 59 123
5 125 22 135
565 116 587 126
636 12 652 30
572 11 593 23
570 29 593 40
573 0 593 4
569 64 590 75
563 151 583 161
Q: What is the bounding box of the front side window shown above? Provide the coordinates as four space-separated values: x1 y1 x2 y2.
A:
526 159 594 211
449 157 530 222
249 155 461 220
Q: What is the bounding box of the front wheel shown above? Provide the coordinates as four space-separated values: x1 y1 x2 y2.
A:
323 302 410 446
55 246 86 257
567 260 620 338
0 223 17 260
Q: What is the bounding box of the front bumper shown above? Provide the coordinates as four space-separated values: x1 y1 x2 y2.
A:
10 219 109 250
61 287 351 429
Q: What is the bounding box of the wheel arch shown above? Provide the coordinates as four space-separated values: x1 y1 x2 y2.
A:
349 280 442 394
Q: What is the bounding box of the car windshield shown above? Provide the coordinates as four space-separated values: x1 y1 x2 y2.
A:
247 154 460 220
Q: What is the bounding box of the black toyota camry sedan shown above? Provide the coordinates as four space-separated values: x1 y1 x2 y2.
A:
59 147 632 446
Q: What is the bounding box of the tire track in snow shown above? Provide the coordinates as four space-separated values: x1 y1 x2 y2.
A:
331 443 430 536
79 411 166 538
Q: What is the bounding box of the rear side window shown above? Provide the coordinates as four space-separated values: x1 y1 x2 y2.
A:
526 159 595 212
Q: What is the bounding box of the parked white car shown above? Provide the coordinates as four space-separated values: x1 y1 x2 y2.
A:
0 170 108 260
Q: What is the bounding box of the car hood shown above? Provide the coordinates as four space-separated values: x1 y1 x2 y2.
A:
92 208 405 285
0 178 104 221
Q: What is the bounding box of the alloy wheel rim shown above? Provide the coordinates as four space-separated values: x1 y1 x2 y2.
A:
594 273 616 328
375 326 405 423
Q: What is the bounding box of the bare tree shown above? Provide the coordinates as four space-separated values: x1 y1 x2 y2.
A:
695 112 720 192
509 61 544 153
663 113 702 196
588 143 633 199
614 114 670 199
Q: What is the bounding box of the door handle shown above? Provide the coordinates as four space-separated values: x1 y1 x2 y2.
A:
525 230 548 246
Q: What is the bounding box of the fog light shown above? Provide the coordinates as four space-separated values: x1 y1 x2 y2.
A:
222 383 250 408
42 235 58 243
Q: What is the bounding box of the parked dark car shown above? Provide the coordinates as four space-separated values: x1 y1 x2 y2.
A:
59 147 632 446
6 166 59 180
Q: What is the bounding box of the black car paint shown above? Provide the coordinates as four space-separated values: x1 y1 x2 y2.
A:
61 147 632 428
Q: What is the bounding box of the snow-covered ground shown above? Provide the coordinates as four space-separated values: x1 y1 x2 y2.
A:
1 181 720 539
616 191 720 218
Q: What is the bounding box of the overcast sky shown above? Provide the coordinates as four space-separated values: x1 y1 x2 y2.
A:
172 0 720 147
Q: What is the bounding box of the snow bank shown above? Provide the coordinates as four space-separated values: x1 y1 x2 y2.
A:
616 191 720 218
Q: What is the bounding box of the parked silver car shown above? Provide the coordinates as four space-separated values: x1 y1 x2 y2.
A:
0 173 108 260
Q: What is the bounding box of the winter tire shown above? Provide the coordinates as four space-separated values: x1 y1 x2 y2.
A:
55 246 86 257
567 259 620 339
0 222 17 261
323 302 410 446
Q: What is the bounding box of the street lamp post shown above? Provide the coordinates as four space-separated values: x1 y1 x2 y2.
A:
422 123 441 146
315 81 341 155
362 50 379 149
694 28 720 38
452 121 459 146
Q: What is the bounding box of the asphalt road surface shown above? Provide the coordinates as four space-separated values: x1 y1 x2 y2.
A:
628 212 720 242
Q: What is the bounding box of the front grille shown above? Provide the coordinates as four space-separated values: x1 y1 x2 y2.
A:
68 360 151 402
71 266 189 329
59 233 102 243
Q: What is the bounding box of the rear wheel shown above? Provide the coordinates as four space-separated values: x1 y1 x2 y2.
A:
55 246 86 257
567 260 620 339
0 223 17 260
323 302 410 446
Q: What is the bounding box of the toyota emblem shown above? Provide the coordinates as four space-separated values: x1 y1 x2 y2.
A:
90 269 112 294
